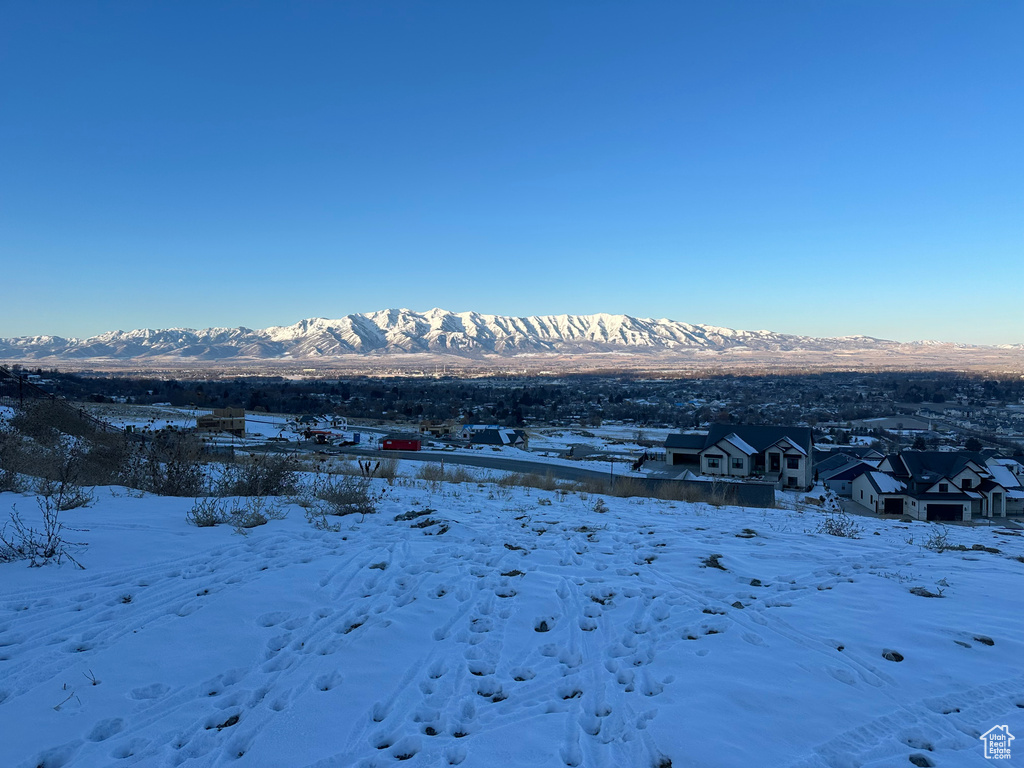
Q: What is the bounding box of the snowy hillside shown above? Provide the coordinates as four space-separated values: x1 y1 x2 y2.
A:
0 308 909 361
2 482 1022 767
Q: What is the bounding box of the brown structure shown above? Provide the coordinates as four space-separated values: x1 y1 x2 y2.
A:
197 407 246 437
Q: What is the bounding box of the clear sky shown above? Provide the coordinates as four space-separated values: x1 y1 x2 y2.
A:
2 1 1021 344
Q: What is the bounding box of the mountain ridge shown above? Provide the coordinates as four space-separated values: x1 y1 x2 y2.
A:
0 308 1006 362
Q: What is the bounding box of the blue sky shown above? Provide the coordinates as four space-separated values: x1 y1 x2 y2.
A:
2 1 1021 344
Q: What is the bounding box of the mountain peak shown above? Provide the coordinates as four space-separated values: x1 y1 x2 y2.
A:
0 308 969 364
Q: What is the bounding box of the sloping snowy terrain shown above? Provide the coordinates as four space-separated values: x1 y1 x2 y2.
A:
1 483 1022 768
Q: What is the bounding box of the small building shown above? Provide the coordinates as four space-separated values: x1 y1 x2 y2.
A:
196 407 246 437
382 434 422 451
419 421 456 438
458 424 501 440
469 428 528 449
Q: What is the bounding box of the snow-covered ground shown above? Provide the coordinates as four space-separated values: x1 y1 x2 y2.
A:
528 426 674 454
2 483 1022 768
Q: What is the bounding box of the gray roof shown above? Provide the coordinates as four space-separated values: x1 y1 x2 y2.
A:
666 426 813 456
704 425 813 455
887 451 987 482
470 429 526 445
815 453 857 474
665 433 708 450
821 460 872 482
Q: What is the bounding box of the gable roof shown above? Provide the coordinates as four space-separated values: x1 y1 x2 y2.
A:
987 464 1022 489
895 451 988 483
821 460 873 482
470 428 526 445
665 433 708 450
769 436 807 456
816 453 856 474
863 471 906 494
703 425 813 456
717 433 758 455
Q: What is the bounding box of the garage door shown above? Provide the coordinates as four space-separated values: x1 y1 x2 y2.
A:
883 497 904 515
926 504 962 521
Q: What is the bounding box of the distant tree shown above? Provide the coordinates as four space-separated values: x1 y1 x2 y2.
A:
911 435 927 451
965 437 983 452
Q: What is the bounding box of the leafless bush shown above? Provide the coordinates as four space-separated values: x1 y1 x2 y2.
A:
134 430 207 496
816 510 863 539
187 497 231 527
216 452 300 497
313 475 386 518
0 400 141 493
0 424 27 492
416 463 446 482
415 463 476 485
36 477 94 511
923 526 952 553
0 497 86 568
186 495 286 532
9 400 94 445
497 472 577 492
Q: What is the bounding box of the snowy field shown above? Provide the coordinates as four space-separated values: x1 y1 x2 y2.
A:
2 483 1023 768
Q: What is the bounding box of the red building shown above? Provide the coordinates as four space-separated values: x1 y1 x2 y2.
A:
382 435 422 451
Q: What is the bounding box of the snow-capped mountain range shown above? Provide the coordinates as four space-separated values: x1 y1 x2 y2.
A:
0 308 989 362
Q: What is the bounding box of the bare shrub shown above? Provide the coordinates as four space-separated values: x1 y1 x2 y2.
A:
216 452 299 497
923 527 951 553
36 477 94 511
416 463 446 482
135 430 207 496
377 457 399 482
10 400 93 445
0 497 86 568
186 495 286 532
187 497 230 527
816 510 863 539
0 423 28 492
230 496 286 534
415 463 476 485
313 475 386 518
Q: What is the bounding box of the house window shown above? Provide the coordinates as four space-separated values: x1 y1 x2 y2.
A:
786 457 800 470
706 456 720 469
860 490 864 499
731 458 744 470
939 483 948 493
961 479 972 489
787 476 798 488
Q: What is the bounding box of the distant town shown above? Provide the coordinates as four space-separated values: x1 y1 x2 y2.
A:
4 364 1022 523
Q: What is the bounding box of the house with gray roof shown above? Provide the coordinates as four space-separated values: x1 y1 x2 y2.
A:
852 450 1021 521
664 425 814 490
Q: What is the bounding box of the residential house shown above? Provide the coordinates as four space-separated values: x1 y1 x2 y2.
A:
852 450 1019 521
665 425 814 490
470 428 528 449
